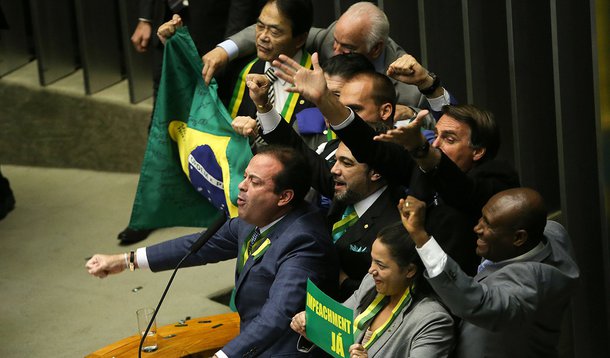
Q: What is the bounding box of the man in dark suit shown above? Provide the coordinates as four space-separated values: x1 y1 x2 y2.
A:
218 0 326 150
270 53 494 275
233 69 404 300
86 146 338 357
400 188 579 357
272 52 519 226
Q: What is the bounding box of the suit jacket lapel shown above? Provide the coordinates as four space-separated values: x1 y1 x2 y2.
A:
366 309 407 355
233 206 303 298
338 189 392 245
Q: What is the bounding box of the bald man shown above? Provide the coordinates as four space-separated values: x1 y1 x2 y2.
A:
400 188 580 358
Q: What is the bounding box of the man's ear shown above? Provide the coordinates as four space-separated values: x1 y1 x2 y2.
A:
513 229 528 247
277 189 294 207
472 147 486 162
369 169 382 182
369 41 384 60
379 103 393 122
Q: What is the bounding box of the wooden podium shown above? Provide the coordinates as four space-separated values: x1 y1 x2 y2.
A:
86 312 240 358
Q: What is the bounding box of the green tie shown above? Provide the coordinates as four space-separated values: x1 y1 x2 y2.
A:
331 205 358 243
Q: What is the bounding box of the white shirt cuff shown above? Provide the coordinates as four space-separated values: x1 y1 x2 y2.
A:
215 349 228 358
329 107 355 130
415 236 447 278
217 40 238 61
257 108 282 134
135 247 150 270
427 89 451 112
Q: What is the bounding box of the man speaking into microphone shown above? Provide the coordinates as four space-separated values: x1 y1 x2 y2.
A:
86 146 338 357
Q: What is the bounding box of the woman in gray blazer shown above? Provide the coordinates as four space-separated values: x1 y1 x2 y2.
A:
291 223 455 357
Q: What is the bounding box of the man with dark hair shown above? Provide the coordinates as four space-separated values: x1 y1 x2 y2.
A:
272 52 519 225
156 0 324 150
86 146 338 357
268 53 515 275
321 52 375 96
400 188 579 357
232 66 404 300
223 0 325 150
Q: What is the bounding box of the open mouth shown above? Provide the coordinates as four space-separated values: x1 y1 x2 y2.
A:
334 180 346 191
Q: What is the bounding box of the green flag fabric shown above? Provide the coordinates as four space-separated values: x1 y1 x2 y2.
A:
128 27 252 229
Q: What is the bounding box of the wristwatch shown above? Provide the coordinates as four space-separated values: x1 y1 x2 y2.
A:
419 72 441 95
129 250 135 271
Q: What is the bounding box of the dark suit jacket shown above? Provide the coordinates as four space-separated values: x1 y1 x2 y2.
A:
428 220 580 358
146 204 338 357
221 56 327 150
334 113 520 222
334 114 488 274
263 118 404 300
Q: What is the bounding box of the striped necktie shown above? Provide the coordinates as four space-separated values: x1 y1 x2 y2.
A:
247 227 261 254
331 205 358 243
265 67 278 106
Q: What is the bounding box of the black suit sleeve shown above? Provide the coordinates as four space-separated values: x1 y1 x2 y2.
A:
427 153 520 219
137 0 155 20
333 113 415 186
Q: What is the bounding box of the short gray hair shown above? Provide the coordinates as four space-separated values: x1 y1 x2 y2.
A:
343 2 389 52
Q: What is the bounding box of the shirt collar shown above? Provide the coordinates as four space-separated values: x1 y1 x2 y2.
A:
353 186 387 217
259 214 286 233
494 241 546 266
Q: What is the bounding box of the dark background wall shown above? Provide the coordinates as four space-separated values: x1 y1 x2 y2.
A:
0 0 608 356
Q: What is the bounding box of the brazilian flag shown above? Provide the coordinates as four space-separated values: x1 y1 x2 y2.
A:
128 27 252 229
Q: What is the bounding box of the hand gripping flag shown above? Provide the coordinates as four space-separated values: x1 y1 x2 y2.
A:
127 27 252 229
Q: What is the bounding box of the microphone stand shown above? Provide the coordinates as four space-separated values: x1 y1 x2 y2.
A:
138 212 227 358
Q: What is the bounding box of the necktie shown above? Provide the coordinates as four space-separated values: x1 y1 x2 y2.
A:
248 227 262 254
265 67 278 106
331 205 358 243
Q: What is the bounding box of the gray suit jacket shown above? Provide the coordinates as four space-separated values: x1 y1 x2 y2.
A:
427 220 580 358
229 22 429 110
343 274 455 357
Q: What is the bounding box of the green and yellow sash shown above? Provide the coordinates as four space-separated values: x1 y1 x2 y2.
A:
353 286 413 349
227 52 312 123
236 227 273 274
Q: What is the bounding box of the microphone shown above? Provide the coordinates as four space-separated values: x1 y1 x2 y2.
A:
138 211 227 358
189 212 227 254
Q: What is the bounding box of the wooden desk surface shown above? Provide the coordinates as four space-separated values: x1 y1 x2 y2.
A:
86 312 240 358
